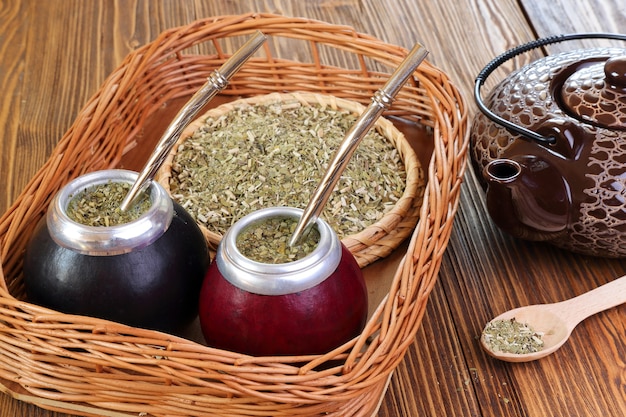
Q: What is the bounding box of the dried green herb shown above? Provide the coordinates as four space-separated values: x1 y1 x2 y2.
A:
482 318 544 354
236 216 320 264
66 181 151 227
169 101 406 237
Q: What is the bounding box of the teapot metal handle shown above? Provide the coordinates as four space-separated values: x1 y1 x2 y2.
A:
474 32 626 145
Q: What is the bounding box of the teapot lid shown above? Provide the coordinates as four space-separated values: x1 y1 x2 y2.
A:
561 56 626 129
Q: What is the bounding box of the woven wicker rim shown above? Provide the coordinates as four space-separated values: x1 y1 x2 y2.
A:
155 91 424 267
0 13 469 417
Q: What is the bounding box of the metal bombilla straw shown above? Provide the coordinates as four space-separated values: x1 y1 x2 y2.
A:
120 30 267 212
289 42 429 247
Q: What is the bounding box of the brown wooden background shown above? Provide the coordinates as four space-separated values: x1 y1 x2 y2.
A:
0 1 625 416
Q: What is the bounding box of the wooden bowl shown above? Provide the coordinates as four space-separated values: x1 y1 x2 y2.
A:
156 92 425 267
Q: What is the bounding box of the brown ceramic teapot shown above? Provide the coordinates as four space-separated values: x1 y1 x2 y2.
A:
471 33 626 257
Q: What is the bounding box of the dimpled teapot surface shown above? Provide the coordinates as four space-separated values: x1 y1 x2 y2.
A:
471 34 626 258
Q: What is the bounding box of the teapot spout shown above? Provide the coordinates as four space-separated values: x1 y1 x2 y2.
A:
484 158 570 241
486 158 522 184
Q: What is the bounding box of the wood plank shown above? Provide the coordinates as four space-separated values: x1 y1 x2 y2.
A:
521 0 626 51
0 1 28 215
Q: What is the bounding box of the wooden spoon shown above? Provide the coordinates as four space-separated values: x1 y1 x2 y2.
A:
481 275 626 362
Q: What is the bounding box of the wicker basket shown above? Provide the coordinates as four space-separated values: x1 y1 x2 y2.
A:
0 13 468 417
155 91 425 268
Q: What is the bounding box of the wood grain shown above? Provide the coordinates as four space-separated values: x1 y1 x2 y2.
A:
0 0 625 416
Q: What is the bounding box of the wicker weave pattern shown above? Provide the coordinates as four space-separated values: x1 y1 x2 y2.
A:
0 13 468 417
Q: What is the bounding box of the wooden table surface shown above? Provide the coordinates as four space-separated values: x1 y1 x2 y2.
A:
1 1 625 416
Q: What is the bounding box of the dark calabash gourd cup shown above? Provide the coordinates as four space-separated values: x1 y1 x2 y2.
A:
198 207 368 356
23 169 210 334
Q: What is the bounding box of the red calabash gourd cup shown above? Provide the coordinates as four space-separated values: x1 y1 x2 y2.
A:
23 169 210 334
199 207 368 356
